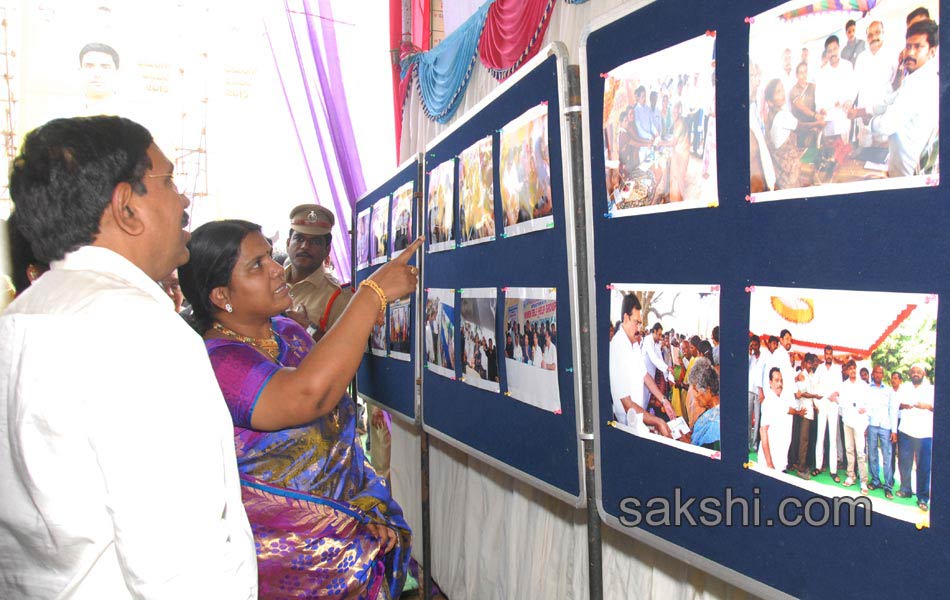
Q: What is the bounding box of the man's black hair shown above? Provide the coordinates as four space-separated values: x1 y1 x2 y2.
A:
10 116 153 263
79 42 120 69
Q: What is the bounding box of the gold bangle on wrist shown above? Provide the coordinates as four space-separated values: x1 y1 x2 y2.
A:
359 279 387 311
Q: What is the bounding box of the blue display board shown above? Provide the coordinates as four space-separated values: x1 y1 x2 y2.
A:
583 0 948 597
354 156 421 423
420 44 585 505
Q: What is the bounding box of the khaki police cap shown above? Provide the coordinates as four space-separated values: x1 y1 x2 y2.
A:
289 204 334 236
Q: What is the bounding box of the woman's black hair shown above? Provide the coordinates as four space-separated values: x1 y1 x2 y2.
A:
178 219 261 333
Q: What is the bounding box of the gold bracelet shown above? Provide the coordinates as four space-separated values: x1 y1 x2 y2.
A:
359 279 387 311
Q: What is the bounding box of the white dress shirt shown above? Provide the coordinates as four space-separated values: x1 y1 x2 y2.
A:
609 330 647 424
898 381 935 439
815 60 856 136
0 246 257 599
870 58 939 177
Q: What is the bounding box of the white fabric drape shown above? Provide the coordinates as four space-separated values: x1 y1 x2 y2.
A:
392 422 751 599
393 0 751 597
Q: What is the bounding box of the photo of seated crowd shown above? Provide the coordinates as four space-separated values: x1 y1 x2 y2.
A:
460 290 500 392
607 284 721 456
504 289 561 412
458 136 495 246
500 104 553 236
749 0 938 200
748 287 937 523
603 33 718 217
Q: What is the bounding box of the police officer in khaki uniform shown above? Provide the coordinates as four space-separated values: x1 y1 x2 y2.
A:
285 204 355 340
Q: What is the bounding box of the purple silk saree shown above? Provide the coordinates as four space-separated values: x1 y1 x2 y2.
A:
207 317 410 599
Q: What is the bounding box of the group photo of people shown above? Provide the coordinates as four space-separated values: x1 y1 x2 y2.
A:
500 104 553 237
355 206 371 270
370 195 389 265
606 284 721 456
426 157 456 252
388 299 411 360
749 0 938 200
603 34 718 217
458 135 495 247
460 290 500 392
748 286 937 523
390 182 413 258
425 288 456 379
504 289 561 413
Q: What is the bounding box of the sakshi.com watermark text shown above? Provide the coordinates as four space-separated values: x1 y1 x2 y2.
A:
619 487 872 528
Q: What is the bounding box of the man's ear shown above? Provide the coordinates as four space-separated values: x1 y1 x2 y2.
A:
209 286 231 312
105 182 146 236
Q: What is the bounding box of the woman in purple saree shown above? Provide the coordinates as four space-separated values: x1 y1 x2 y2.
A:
180 220 421 599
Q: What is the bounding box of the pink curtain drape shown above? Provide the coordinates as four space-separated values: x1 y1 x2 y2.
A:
477 0 556 80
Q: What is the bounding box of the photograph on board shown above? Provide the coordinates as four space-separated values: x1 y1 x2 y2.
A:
425 288 456 379
500 104 554 237
389 298 411 361
504 287 560 413
370 307 387 357
748 0 938 202
603 34 718 217
748 286 937 523
460 288 500 393
390 181 414 259
458 136 495 247
370 196 389 266
427 158 456 253
607 284 721 457
356 206 371 271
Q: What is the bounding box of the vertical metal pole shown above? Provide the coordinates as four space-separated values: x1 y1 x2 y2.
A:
565 64 603 600
420 430 433 599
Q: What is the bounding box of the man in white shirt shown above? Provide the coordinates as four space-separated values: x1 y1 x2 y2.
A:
830 360 870 493
896 363 934 511
759 367 799 472
608 294 671 437
871 20 938 177
812 345 843 481
642 322 675 419
0 116 257 598
815 35 856 138
748 336 766 453
852 21 896 148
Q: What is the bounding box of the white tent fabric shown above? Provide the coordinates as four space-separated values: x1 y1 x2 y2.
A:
392 421 749 599
392 0 751 597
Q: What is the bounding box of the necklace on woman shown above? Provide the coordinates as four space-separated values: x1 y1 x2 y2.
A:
213 322 280 361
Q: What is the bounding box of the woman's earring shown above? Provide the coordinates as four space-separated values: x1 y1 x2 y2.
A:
225 303 233 313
